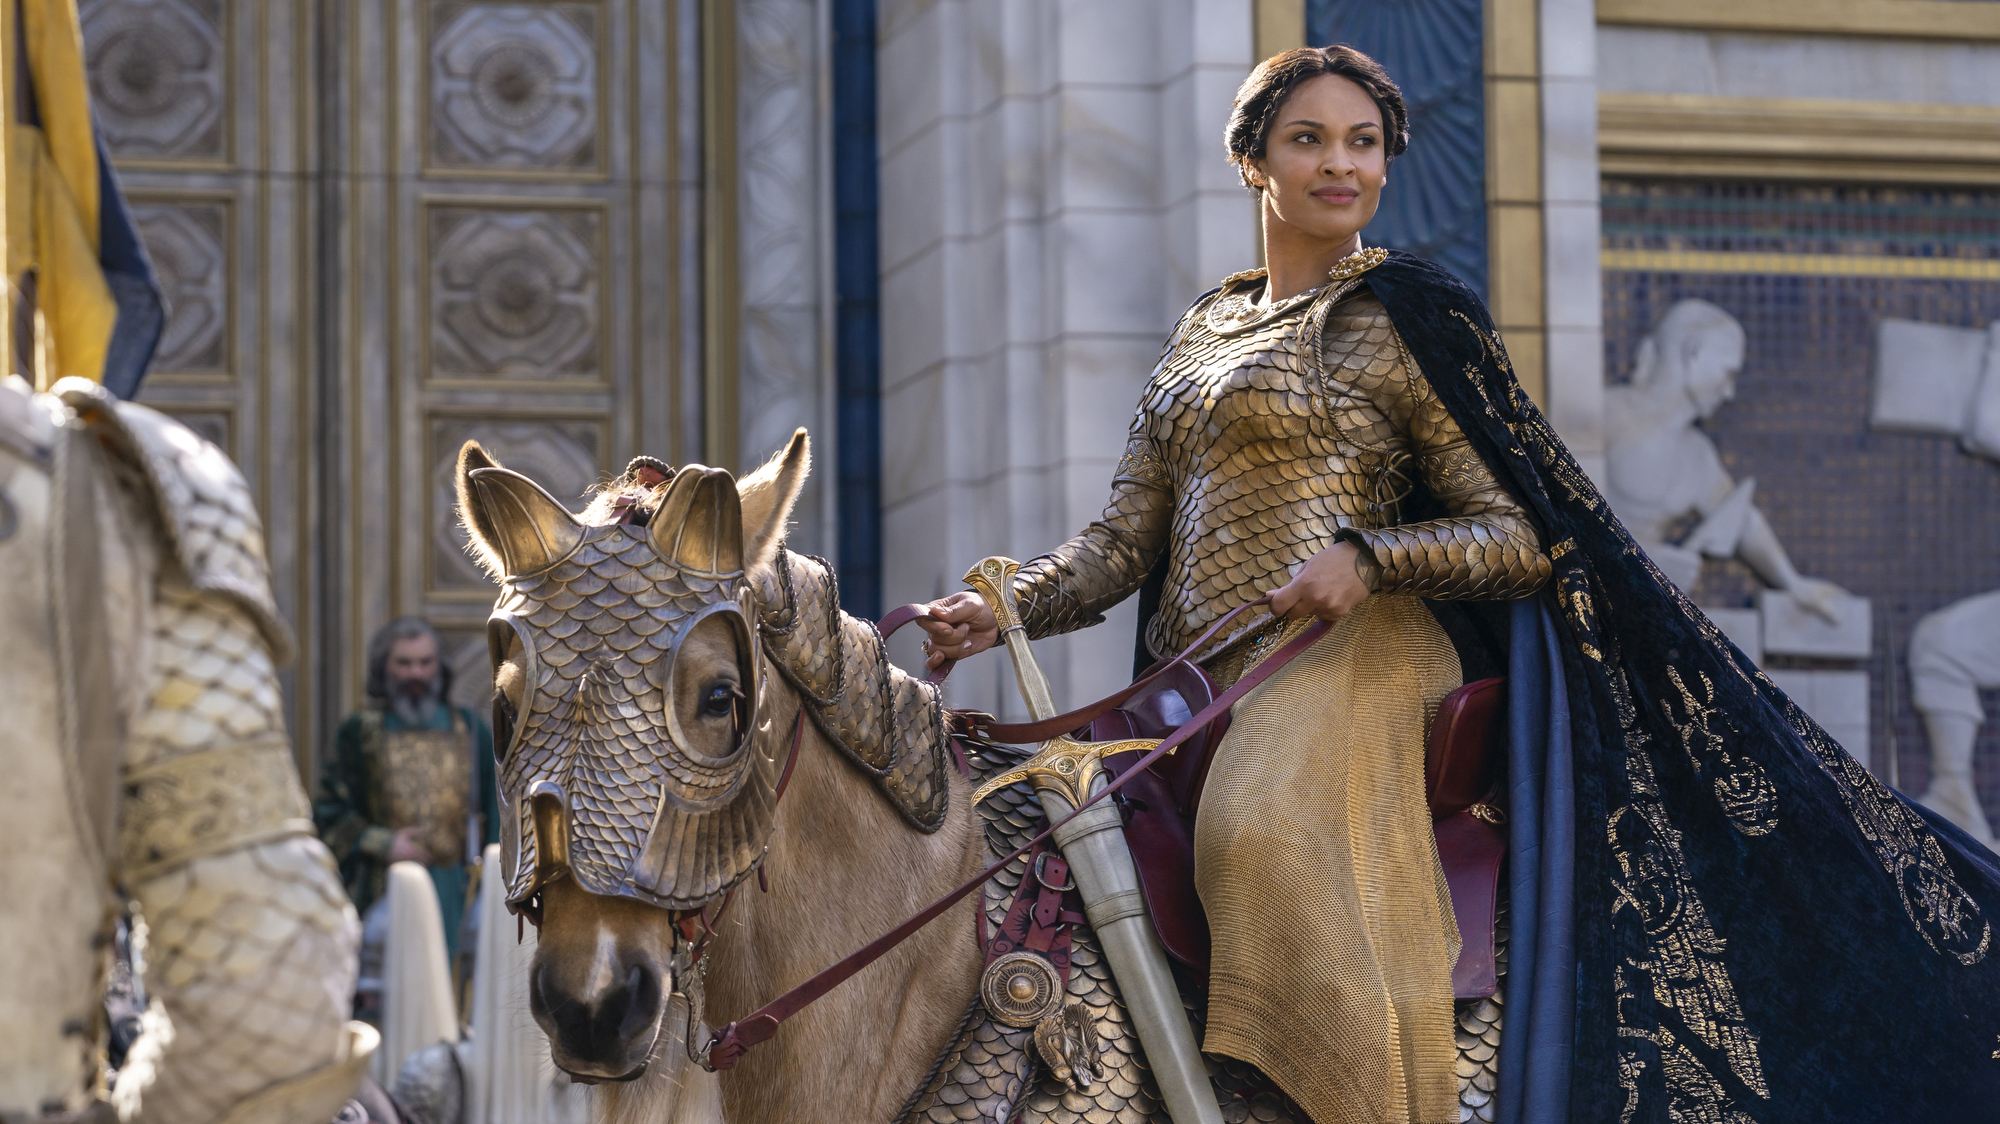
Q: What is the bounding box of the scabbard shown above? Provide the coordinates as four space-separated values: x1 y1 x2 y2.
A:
1034 777 1222 1124
966 555 1221 1124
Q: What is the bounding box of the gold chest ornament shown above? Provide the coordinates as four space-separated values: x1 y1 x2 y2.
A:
380 714 473 865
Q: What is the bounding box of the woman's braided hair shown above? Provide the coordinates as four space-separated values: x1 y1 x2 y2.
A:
1225 45 1409 192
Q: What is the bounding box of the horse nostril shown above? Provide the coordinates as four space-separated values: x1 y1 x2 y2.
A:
616 963 662 1042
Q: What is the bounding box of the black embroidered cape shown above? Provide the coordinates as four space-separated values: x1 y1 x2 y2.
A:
1363 252 1997 1122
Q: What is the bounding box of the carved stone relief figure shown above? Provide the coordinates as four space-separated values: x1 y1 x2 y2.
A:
1868 318 2000 844
1909 591 2000 846
1603 299 1852 621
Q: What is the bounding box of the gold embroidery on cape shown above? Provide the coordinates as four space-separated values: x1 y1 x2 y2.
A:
1781 700 1991 964
382 718 472 865
1662 666 1779 836
1554 568 1607 664
1607 669 1769 1122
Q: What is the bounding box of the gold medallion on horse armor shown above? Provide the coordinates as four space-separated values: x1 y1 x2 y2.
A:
981 950 1066 1027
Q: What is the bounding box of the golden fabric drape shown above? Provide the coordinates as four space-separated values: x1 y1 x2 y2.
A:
1196 595 1463 1124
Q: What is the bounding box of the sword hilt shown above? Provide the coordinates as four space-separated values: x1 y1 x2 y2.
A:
961 560 1224 1124
964 556 1059 721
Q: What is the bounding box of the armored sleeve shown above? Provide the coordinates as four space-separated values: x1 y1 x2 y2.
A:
1011 433 1174 641
58 384 369 1124
1330 326 1552 601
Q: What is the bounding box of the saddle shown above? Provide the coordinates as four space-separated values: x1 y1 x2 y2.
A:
1090 667 1508 999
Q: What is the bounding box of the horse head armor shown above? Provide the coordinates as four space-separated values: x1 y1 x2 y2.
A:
459 439 793 914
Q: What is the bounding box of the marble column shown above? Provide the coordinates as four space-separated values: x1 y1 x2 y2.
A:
1539 0 1604 480
737 0 839 557
876 0 1260 717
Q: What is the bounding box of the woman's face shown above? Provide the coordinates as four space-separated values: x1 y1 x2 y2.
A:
1249 73 1388 248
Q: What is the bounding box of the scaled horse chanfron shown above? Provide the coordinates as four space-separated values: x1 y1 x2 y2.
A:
457 431 1494 1124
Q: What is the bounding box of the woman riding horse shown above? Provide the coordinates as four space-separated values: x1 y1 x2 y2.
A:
920 45 2000 1124
921 47 1542 1124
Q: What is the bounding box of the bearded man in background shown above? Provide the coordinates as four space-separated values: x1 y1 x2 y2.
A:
315 617 499 963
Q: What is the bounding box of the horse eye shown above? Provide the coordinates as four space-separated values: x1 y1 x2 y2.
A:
700 682 741 719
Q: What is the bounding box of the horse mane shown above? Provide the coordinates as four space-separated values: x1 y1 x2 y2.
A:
577 457 677 527
753 547 955 832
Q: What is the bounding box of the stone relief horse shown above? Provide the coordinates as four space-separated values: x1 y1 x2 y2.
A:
456 431 1499 1124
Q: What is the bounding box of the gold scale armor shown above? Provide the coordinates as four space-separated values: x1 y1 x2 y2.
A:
0 380 366 1123
1012 253 1550 664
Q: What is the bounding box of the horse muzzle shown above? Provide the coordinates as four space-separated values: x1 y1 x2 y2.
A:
530 945 669 1081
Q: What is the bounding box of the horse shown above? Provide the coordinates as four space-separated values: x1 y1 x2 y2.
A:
458 430 1500 1124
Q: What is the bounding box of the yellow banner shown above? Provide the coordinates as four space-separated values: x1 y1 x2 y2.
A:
3 0 114 389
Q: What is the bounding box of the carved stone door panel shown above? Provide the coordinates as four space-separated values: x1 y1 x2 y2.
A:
86 0 695 770
334 0 684 726
86 0 322 766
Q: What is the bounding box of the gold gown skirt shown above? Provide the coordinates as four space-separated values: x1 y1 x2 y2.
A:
1195 594 1463 1124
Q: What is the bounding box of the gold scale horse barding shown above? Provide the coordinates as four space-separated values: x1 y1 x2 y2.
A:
459 429 1505 1124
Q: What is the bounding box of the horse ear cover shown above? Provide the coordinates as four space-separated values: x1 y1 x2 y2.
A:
648 464 744 575
456 440 585 578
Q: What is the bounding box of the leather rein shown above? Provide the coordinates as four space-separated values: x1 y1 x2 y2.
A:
698 596 1329 1071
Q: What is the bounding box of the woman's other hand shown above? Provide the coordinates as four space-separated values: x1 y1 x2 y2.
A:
1270 541 1375 622
916 591 1000 672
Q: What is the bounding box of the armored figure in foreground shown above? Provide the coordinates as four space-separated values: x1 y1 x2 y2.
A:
0 376 369 1122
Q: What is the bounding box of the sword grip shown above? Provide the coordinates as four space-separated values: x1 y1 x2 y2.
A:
965 556 1059 721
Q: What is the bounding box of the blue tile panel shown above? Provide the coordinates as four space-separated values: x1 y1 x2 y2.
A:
1307 0 1489 301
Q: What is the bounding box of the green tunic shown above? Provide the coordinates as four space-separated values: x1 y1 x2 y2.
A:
314 703 499 960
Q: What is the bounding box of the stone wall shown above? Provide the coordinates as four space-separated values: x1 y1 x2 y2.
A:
874 0 1261 717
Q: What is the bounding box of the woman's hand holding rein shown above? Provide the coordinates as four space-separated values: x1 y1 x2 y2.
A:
917 591 1000 672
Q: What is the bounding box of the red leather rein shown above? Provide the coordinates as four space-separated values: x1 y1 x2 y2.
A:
701 597 1327 1071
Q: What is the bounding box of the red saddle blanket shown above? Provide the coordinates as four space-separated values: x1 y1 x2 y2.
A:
1091 667 1507 999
